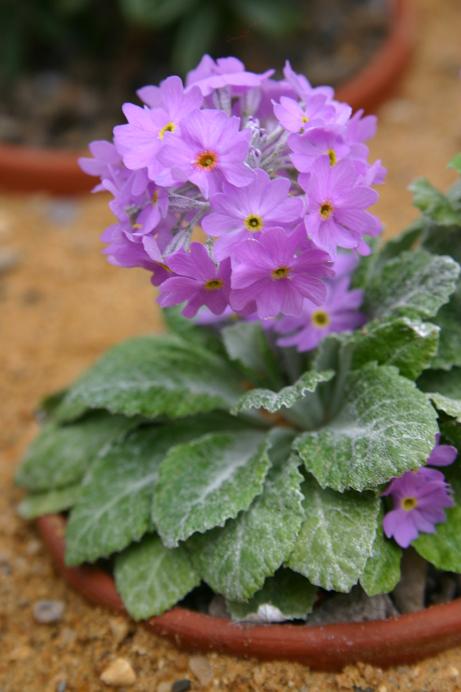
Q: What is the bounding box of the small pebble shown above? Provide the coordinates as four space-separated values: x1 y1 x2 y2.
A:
0 553 11 576
55 680 67 692
100 658 136 687
0 248 20 275
189 655 213 686
208 595 228 618
25 539 41 556
58 627 77 647
8 645 33 661
108 616 130 645
156 683 170 692
171 680 191 692
33 599 65 624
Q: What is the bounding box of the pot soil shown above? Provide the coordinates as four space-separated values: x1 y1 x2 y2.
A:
0 0 414 196
38 514 461 671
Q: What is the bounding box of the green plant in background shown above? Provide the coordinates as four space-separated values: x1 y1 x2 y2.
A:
0 0 301 86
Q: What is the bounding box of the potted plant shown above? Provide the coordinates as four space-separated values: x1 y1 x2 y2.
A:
0 0 413 194
16 56 461 670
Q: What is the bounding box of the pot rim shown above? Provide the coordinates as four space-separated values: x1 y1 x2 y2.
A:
37 513 461 671
0 0 414 195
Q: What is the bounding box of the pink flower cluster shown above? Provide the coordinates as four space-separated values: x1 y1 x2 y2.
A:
80 56 385 347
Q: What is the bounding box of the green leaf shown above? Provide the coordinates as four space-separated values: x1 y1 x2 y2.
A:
221 321 283 389
153 430 272 548
409 178 461 225
65 422 204 565
431 286 461 370
18 485 81 520
162 307 224 355
287 479 380 592
419 368 461 421
55 335 242 423
414 464 461 571
119 0 197 27
233 0 298 35
15 412 140 491
440 417 461 448
188 452 304 601
360 518 402 597
364 250 459 322
227 569 316 622
350 317 439 380
422 225 461 265
449 153 461 175
172 4 219 75
114 534 200 620
294 363 438 492
231 369 334 415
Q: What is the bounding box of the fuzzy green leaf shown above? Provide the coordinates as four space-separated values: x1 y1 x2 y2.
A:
350 317 439 380
410 178 461 225
431 287 461 370
422 225 461 265
449 153 461 175
360 519 402 597
188 452 304 601
419 368 461 421
295 363 438 492
287 479 380 592
221 321 283 389
231 369 334 415
15 412 140 491
153 430 272 548
364 250 459 322
18 485 81 520
114 534 200 620
65 423 204 565
54 335 242 423
227 569 316 622
414 465 461 571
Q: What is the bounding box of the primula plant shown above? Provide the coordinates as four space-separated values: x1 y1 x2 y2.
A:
16 57 461 624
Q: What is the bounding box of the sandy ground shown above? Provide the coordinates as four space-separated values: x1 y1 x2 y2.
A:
1 0 461 689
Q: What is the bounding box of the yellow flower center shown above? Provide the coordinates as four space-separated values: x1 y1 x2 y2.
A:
320 201 334 220
311 309 331 328
152 190 159 204
327 148 337 166
301 115 310 123
196 150 218 171
158 122 176 140
204 278 223 291
401 497 418 511
244 214 264 232
271 266 290 281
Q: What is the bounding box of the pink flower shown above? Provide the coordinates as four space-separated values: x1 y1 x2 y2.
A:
157 109 253 198
202 170 303 260
113 76 202 177
230 227 333 319
383 469 454 548
302 157 381 256
158 243 231 318
273 95 336 133
186 55 273 97
274 277 364 351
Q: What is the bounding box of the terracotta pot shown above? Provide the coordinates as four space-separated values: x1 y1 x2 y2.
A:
0 0 414 197
37 513 461 670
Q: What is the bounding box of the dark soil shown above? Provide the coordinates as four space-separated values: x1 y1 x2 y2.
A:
0 0 389 150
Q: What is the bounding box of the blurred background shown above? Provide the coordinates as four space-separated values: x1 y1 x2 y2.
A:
0 0 390 149
1 1 461 689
